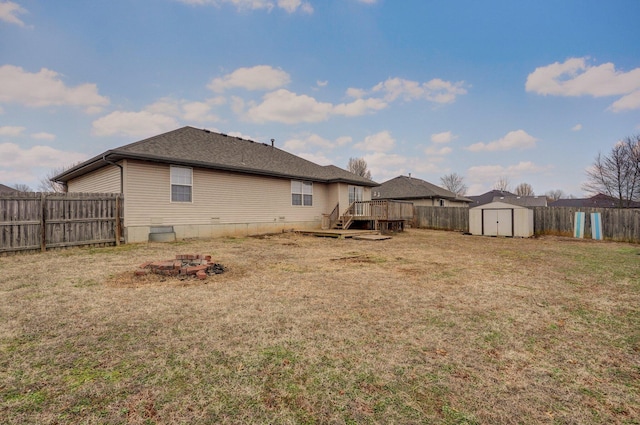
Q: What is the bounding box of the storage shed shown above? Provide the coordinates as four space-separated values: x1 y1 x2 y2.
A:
469 201 534 237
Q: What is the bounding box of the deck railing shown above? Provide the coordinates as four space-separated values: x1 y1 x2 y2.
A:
344 200 414 221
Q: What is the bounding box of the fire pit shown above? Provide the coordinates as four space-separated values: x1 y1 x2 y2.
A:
135 254 225 280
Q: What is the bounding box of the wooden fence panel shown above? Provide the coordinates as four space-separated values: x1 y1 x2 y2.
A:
534 206 640 243
0 192 123 254
414 206 470 232
415 205 639 243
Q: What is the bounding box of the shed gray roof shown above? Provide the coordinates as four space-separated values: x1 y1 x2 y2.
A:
371 175 471 202
53 127 378 186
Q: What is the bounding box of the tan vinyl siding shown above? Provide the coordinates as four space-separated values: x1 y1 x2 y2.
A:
411 198 469 207
67 165 121 193
124 160 331 227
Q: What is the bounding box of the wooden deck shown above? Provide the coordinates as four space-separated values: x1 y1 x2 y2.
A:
297 229 381 239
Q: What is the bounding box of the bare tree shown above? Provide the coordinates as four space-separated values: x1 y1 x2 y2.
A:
38 164 74 193
583 135 640 207
493 176 511 192
12 183 32 192
544 189 564 201
347 157 372 180
515 182 534 196
440 172 468 196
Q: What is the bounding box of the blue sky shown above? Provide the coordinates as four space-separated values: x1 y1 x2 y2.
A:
1 0 639 196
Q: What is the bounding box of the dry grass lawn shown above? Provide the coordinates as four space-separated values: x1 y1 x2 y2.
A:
1 229 639 424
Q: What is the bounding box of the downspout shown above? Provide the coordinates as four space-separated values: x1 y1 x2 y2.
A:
103 155 124 194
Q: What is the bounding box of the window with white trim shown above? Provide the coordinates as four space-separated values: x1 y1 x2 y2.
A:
291 180 313 206
171 166 192 202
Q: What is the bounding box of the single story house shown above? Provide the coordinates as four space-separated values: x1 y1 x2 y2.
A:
0 184 18 193
550 193 640 209
372 175 472 207
53 126 379 243
467 190 547 207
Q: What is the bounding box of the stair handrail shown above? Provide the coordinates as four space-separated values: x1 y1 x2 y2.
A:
328 203 340 229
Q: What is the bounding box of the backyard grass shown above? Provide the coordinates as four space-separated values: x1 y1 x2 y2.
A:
1 229 639 424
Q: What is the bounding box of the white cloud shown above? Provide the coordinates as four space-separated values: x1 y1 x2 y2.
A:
295 152 333 166
526 57 640 111
333 97 387 116
208 65 291 93
0 142 86 169
113 97 219 133
467 161 547 182
370 77 467 103
245 89 333 124
610 90 640 112
278 0 313 13
243 89 387 124
0 1 27 27
176 0 312 13
0 125 25 136
354 130 395 152
467 130 537 152
316 80 328 88
0 65 109 111
424 146 452 156
346 87 367 99
431 131 456 144
571 124 582 132
92 111 179 138
283 133 351 151
31 132 55 141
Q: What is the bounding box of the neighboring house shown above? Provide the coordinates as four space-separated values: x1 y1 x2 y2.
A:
371 175 472 207
468 190 547 207
0 184 18 193
52 126 379 243
550 193 640 208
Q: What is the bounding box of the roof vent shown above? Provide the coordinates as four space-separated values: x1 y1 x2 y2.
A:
271 138 275 147
202 128 211 133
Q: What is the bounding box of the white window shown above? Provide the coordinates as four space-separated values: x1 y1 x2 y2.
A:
291 180 313 206
171 166 192 202
349 185 364 215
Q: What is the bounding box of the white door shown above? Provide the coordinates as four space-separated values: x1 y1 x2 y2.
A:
482 209 512 236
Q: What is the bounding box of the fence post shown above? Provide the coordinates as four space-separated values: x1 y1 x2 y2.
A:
40 192 46 252
115 195 121 246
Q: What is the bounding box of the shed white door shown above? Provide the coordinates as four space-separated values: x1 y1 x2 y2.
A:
483 209 513 236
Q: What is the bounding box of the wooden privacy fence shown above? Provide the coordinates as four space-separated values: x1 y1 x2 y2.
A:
533 206 640 243
414 205 640 243
414 206 470 232
0 192 123 254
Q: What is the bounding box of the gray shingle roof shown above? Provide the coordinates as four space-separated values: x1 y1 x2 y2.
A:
53 127 378 186
0 183 18 193
371 175 470 202
550 193 640 208
467 190 516 207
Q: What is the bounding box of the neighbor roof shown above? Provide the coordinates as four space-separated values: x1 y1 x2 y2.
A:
467 190 516 207
491 195 547 207
0 183 18 193
550 193 640 208
372 175 471 202
53 127 378 186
